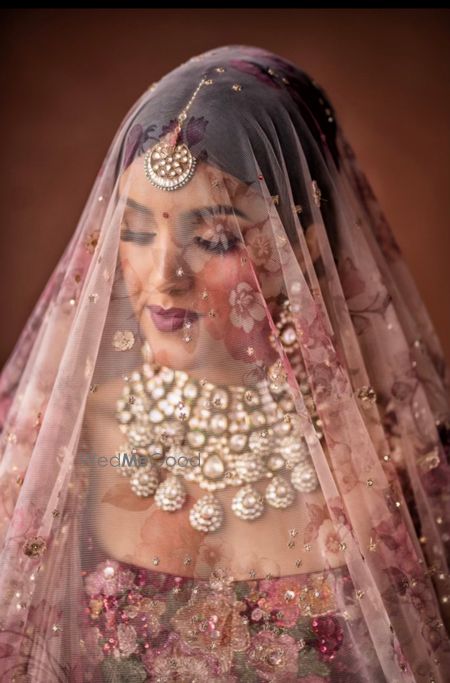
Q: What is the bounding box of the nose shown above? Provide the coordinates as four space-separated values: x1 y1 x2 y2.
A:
150 230 193 296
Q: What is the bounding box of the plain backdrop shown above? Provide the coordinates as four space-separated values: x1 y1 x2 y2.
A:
1 8 449 368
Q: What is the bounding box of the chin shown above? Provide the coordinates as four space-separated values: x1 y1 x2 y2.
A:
144 337 199 374
141 318 219 375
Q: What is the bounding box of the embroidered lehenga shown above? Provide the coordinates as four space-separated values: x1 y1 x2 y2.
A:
0 45 449 683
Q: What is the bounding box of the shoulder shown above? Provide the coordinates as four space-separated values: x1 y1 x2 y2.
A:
83 373 131 456
85 373 130 420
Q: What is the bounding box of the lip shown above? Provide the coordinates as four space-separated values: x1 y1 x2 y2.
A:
147 305 200 332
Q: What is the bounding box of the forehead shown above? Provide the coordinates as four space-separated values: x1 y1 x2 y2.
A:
118 154 267 218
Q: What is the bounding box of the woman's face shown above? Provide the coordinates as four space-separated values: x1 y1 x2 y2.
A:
118 156 287 385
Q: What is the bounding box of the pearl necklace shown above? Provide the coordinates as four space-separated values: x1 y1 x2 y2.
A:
115 362 320 533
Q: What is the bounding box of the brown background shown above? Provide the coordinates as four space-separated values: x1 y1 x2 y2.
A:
1 8 449 369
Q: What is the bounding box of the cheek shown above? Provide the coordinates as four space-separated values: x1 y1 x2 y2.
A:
119 244 152 293
198 252 253 293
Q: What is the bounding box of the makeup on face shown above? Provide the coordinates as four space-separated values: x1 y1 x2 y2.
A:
146 305 200 332
119 198 249 255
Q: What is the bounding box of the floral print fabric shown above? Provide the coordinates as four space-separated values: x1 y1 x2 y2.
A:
81 559 385 682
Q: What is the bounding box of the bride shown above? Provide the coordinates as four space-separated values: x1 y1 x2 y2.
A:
1 45 449 683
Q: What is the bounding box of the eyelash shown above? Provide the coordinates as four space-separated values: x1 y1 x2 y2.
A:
120 228 241 254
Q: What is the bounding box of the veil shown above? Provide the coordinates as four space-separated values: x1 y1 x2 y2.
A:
0 44 449 683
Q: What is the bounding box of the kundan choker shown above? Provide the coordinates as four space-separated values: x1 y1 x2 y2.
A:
115 361 321 533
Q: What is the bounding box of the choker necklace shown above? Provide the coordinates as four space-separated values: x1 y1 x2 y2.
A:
115 361 320 533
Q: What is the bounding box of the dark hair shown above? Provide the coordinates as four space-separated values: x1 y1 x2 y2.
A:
119 45 341 256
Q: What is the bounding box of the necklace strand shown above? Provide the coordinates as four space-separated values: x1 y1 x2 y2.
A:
115 361 320 532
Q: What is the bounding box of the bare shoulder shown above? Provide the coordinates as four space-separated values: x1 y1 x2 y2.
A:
86 373 130 419
83 373 130 459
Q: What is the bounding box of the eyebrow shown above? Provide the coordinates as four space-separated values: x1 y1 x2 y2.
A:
122 197 249 221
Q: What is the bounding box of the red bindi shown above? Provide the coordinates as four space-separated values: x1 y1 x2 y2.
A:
162 212 170 219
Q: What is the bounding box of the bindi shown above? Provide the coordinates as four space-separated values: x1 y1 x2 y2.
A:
162 212 170 219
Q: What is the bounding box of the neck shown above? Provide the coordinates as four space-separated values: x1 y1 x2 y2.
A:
153 361 268 389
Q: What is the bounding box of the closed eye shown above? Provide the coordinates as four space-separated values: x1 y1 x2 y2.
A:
194 235 241 254
120 228 156 246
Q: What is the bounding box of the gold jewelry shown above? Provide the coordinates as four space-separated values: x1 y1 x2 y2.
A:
144 76 208 191
270 296 324 438
269 296 300 356
115 360 321 533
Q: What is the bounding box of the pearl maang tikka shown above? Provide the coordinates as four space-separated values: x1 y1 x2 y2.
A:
144 76 210 191
115 361 320 533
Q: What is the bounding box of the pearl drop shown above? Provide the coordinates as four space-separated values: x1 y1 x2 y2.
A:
281 326 297 345
187 431 205 447
203 455 225 479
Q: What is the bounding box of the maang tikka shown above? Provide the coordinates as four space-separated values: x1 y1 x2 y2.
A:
144 75 209 191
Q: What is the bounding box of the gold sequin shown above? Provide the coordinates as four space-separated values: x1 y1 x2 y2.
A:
215 67 225 73
357 385 377 403
85 231 100 254
23 536 47 558
204 79 214 85
271 195 280 205
418 449 440 471
112 330 135 351
311 180 322 207
232 84 242 92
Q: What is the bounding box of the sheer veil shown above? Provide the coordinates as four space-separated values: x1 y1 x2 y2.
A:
0 45 449 683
